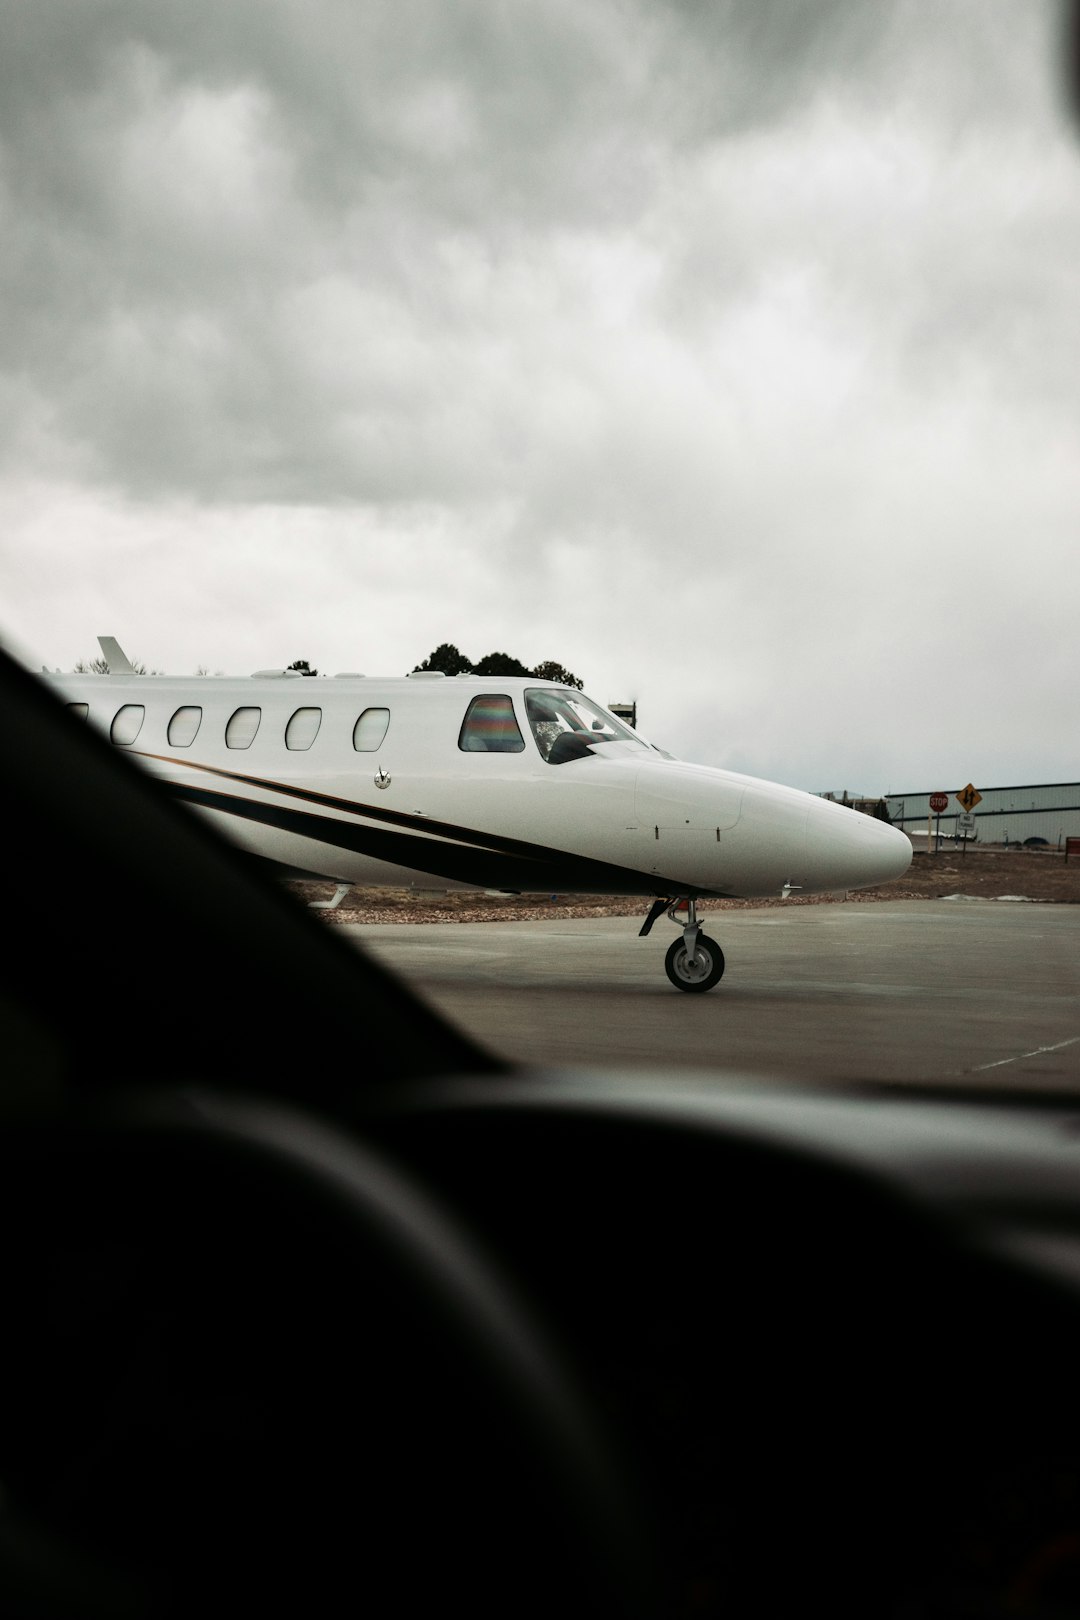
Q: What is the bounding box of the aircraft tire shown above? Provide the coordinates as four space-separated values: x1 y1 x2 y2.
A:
664 935 725 993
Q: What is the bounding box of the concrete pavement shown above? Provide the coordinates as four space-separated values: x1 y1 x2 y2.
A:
336 900 1080 1088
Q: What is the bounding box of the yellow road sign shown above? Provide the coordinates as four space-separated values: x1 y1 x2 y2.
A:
957 783 982 812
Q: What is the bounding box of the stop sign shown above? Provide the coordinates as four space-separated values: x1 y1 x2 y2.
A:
929 792 948 813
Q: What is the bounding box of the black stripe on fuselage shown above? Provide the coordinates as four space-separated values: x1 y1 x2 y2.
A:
146 759 721 896
140 752 594 864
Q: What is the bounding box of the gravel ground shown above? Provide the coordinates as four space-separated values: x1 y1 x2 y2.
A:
290 846 1080 925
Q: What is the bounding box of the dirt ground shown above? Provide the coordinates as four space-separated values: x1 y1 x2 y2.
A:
290 845 1080 926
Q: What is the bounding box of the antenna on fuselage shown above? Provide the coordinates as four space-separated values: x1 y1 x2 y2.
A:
97 635 135 675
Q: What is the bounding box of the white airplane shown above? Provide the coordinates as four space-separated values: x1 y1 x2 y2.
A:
48 636 912 992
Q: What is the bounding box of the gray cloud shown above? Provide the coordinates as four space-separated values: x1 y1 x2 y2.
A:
3 0 1070 503
1 1 1077 790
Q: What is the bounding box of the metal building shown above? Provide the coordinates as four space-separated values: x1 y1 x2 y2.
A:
884 783 1080 848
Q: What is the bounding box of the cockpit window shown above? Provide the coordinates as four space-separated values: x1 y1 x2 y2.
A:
458 694 525 753
526 688 640 764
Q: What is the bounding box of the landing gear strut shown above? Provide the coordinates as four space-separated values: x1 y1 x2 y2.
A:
640 898 726 993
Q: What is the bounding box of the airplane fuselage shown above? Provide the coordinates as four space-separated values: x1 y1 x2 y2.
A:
48 669 912 903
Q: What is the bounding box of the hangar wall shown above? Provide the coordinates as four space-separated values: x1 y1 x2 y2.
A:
884 783 1080 847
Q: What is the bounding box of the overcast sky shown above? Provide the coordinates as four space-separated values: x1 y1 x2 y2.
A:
1 1 1077 794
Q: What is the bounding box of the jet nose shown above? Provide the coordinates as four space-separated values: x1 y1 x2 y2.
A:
806 801 913 892
861 817 914 885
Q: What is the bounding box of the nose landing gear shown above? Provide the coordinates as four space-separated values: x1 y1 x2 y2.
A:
664 929 724 992
639 897 726 993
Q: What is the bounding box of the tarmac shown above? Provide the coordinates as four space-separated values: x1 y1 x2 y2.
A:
337 899 1080 1089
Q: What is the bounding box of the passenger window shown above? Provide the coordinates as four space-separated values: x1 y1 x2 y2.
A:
168 706 203 747
110 704 145 747
458 695 525 753
66 703 88 721
225 707 261 749
286 707 322 751
353 707 390 751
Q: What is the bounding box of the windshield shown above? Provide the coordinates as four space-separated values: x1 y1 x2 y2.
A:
525 689 646 763
2 4 1078 1097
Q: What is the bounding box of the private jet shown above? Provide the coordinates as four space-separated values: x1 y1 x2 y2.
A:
48 635 913 984
48 636 911 989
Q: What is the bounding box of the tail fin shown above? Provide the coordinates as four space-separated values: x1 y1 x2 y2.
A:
97 635 135 675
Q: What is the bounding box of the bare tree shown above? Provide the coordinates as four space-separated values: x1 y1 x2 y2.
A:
75 654 155 674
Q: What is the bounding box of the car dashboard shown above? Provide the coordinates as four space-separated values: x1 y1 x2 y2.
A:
371 1075 1080 1619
